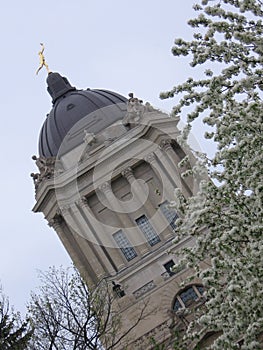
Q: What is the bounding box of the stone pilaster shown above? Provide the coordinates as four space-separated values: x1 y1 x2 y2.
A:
159 139 192 197
144 152 176 201
67 200 111 279
142 154 176 238
48 214 64 230
77 196 118 275
98 182 127 270
48 214 96 286
160 140 194 196
158 141 183 189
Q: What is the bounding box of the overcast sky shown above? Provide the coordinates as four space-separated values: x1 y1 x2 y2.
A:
0 0 203 315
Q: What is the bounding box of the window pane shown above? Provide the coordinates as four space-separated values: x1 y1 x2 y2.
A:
173 299 182 312
180 287 198 306
113 230 137 261
135 215 161 246
196 285 204 296
159 201 178 231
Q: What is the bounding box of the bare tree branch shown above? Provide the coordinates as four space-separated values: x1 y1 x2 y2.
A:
27 266 148 349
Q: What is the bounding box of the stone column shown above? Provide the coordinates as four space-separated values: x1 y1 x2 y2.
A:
63 204 107 279
144 152 175 202
157 140 191 197
97 182 127 270
69 199 115 278
156 140 189 195
78 197 118 275
48 214 96 286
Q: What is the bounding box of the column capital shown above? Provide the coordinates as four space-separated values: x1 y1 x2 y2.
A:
159 139 172 151
75 196 88 207
58 204 71 216
49 215 64 229
98 181 112 194
144 152 156 164
121 167 135 182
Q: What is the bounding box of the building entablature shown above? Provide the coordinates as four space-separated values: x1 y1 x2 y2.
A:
32 110 182 216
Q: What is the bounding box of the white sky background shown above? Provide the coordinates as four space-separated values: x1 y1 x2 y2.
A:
0 0 207 315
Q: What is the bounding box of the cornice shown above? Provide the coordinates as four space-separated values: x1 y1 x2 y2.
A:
33 112 180 212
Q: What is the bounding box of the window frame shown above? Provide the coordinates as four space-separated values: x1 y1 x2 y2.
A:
113 230 138 262
135 214 161 247
172 285 205 312
163 260 175 276
159 200 178 231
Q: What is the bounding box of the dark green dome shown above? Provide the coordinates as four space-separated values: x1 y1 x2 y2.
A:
39 72 127 157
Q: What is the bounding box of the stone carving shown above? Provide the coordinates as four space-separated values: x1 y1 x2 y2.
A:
98 181 111 194
83 130 96 145
159 139 172 151
80 196 89 206
123 93 155 127
144 152 155 164
60 204 72 212
48 214 64 229
133 280 156 299
31 155 58 188
55 204 72 217
80 131 104 162
121 167 134 180
30 172 40 188
74 196 89 208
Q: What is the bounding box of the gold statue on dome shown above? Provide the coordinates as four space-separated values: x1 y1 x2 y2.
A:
36 43 51 75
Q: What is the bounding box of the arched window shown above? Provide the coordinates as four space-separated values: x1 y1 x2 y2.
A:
173 285 205 312
159 201 178 231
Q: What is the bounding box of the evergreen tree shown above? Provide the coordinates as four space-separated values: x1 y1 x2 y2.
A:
0 288 32 350
161 0 263 349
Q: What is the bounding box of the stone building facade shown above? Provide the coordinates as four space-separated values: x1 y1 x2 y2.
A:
32 72 210 349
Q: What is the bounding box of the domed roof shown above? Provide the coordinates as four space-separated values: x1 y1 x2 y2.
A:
38 72 127 158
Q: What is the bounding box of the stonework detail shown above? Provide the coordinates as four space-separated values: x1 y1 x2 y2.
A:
121 167 134 181
133 280 156 299
31 155 63 189
122 93 156 127
83 130 96 145
80 196 89 206
98 181 111 194
49 215 64 229
59 204 72 216
144 152 156 164
159 139 172 151
31 155 54 187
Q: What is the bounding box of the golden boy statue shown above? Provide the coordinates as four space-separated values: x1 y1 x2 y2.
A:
36 43 50 75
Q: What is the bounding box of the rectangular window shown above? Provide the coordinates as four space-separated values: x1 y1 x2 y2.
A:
163 260 175 276
135 215 161 246
159 201 178 231
113 230 137 261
